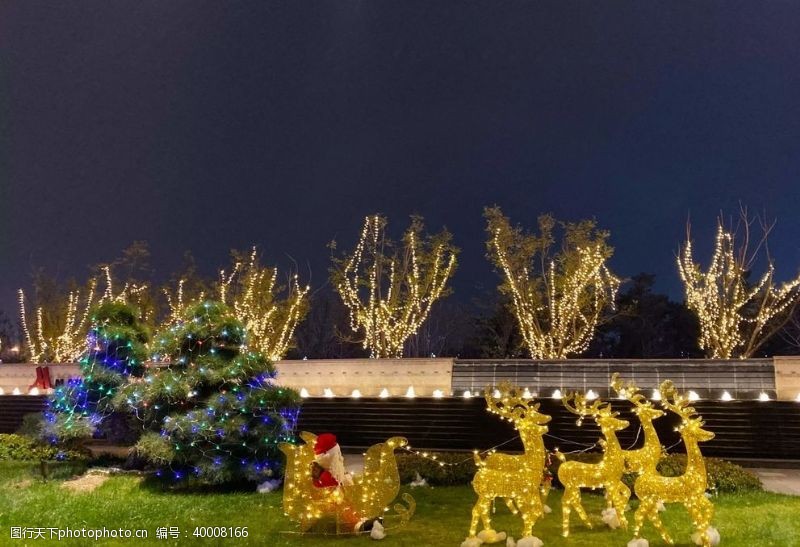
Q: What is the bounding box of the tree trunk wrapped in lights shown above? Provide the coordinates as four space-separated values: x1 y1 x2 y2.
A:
484 207 620 359
331 214 459 358
677 212 800 359
218 247 310 361
19 267 148 363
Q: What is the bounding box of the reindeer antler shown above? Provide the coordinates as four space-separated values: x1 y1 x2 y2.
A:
562 391 606 417
486 382 539 422
659 380 697 420
611 372 653 409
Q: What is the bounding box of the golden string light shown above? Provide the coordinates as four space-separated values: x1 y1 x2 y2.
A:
218 247 309 361
19 267 147 363
334 215 458 358
279 431 414 534
466 383 551 543
632 380 718 547
678 222 800 358
557 392 630 538
486 209 619 359
610 373 665 475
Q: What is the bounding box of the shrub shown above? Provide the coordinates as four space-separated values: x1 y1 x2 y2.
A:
399 450 763 493
396 452 477 486
0 434 88 462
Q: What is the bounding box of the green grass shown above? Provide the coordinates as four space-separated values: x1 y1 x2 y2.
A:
0 461 798 546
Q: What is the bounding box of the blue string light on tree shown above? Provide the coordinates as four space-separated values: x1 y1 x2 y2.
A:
115 300 300 485
44 301 150 445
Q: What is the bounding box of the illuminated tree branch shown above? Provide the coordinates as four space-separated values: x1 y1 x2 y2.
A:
485 207 619 359
331 214 459 358
218 247 309 361
19 267 147 363
678 210 800 358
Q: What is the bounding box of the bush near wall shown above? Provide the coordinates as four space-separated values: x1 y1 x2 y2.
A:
0 434 89 462
398 451 763 493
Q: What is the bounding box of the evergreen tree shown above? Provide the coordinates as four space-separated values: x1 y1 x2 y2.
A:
44 301 149 442
117 301 300 484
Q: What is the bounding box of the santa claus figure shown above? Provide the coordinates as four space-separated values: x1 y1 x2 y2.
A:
311 433 383 536
312 433 354 488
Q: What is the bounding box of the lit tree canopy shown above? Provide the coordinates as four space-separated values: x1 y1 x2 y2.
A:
218 247 309 361
331 214 459 358
678 213 800 359
19 267 147 363
485 206 620 359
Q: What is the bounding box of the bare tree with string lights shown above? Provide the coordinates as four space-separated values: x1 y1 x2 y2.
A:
484 206 620 360
330 214 459 358
677 207 800 359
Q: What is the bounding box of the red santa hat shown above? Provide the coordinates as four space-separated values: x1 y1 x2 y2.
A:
314 433 339 456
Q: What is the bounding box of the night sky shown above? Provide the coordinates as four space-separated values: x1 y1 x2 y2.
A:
2 2 800 315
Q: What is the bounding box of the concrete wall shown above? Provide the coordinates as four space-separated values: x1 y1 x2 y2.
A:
274 358 454 397
774 356 800 401
3 357 800 400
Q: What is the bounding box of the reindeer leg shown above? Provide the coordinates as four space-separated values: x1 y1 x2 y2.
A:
470 496 493 536
571 490 592 530
519 495 543 538
645 499 673 545
689 497 713 547
610 481 631 528
504 497 519 515
561 486 573 537
469 496 487 537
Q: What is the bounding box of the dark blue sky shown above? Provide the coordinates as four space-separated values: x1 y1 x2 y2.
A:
2 2 799 314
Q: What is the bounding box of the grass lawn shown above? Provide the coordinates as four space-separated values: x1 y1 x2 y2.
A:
1 461 798 546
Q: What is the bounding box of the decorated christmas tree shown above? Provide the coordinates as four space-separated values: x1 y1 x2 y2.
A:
117 300 300 484
43 301 149 443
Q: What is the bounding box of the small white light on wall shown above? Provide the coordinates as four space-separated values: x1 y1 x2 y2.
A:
12 387 21 395
585 389 598 401
796 392 800 403
551 389 562 399
758 392 770 402
351 389 362 398
522 387 533 399
687 391 700 402
405 386 416 398
720 391 733 401
28 387 40 395
299 388 310 398
323 388 335 398
432 389 444 399
463 390 472 399
0 387 4 395
379 388 390 399
651 389 662 401
492 389 501 399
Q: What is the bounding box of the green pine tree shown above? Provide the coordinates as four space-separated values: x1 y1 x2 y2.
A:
44 301 149 443
116 301 300 484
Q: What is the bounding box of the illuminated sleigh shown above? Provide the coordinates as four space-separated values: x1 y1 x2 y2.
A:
279 432 415 534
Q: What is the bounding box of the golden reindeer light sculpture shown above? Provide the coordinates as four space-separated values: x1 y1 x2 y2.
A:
557 393 631 537
610 373 665 474
466 384 552 544
279 432 414 535
632 381 717 547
